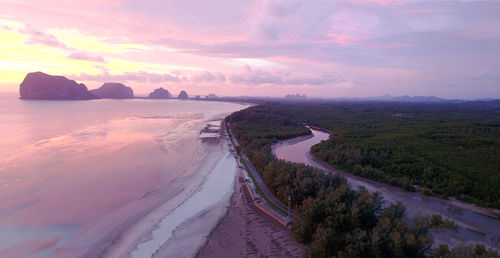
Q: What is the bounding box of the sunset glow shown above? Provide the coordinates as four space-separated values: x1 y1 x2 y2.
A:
1 0 499 98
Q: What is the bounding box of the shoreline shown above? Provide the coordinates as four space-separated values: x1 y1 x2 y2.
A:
100 139 229 257
146 146 238 257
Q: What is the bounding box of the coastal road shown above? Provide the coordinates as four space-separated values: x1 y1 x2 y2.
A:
226 123 296 219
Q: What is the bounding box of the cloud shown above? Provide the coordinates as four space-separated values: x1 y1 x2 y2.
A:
229 67 282 84
227 66 343 86
74 71 227 85
284 75 343 86
67 51 107 63
3 0 500 98
192 71 226 83
18 25 70 49
73 71 177 83
93 65 109 73
71 68 342 88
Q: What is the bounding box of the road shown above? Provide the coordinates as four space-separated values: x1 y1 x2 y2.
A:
226 123 296 219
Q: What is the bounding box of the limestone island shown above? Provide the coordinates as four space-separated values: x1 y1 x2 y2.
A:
19 72 97 100
148 87 172 99
177 90 188 99
90 83 134 99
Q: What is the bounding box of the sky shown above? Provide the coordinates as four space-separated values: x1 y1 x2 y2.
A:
0 0 499 99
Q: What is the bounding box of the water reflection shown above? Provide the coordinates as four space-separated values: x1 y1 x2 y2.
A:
0 97 247 257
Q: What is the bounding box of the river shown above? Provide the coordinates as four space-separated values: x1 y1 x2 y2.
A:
272 128 500 250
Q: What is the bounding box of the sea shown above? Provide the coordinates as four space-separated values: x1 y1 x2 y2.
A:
0 93 248 257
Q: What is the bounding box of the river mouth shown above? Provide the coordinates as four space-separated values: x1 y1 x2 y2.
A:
272 128 500 250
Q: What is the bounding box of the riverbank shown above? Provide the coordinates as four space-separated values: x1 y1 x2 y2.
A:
275 125 500 220
272 128 500 250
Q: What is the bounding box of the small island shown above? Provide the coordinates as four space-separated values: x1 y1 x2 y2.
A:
148 87 172 99
90 83 134 99
206 93 218 100
177 90 188 99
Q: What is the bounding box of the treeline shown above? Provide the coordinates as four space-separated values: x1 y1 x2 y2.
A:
278 101 500 208
416 214 459 231
431 244 500 258
228 105 433 257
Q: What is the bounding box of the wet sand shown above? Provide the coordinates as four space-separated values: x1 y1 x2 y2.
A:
197 176 305 258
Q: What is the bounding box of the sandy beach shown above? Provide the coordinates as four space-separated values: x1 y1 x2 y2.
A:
197 174 305 258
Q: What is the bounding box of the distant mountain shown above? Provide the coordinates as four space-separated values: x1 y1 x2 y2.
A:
19 72 97 100
148 87 172 99
368 95 462 103
90 83 134 99
178 90 188 99
285 93 307 99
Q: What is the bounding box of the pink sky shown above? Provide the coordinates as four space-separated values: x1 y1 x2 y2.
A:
0 0 499 99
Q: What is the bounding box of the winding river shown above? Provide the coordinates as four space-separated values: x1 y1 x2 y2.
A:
272 128 500 250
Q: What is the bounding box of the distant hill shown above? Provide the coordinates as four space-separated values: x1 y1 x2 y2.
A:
90 83 134 99
285 93 307 100
19 72 97 100
148 87 172 99
369 95 454 103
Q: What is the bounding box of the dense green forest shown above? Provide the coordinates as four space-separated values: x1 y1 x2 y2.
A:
227 103 500 257
278 101 500 208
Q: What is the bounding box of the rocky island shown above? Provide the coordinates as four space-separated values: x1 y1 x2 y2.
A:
148 87 172 99
177 90 188 99
19 72 97 100
206 93 218 100
90 83 134 99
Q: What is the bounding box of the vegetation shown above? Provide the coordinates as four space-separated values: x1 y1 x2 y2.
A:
275 101 500 208
414 214 459 231
227 105 433 257
430 244 498 258
227 103 500 257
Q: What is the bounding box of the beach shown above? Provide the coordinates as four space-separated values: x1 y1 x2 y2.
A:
198 172 305 258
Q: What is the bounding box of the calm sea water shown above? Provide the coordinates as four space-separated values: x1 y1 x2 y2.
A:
0 93 246 257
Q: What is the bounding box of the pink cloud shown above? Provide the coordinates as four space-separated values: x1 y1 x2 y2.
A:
70 68 342 89
1 0 500 98
67 52 107 63
18 26 70 49
192 71 226 83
